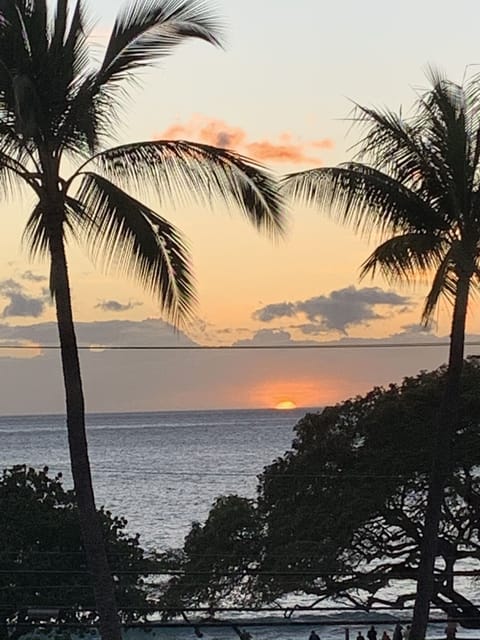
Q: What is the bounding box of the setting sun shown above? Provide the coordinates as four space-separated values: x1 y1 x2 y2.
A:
274 400 297 410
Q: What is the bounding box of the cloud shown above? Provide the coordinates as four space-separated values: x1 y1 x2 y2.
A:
155 115 334 165
21 270 47 283
253 302 297 322
0 279 49 319
311 139 335 150
0 317 195 348
0 315 476 415
95 299 143 313
294 323 331 336
0 279 22 294
401 323 434 334
2 293 46 319
246 140 319 164
253 286 413 334
233 328 308 347
159 118 247 148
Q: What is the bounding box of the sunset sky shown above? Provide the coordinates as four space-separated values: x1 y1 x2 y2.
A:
1 0 480 414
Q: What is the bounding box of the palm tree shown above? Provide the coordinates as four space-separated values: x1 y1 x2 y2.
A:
283 72 480 639
0 1 284 639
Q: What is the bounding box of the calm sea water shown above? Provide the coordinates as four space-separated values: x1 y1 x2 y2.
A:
0 408 323 639
0 409 464 639
0 408 305 550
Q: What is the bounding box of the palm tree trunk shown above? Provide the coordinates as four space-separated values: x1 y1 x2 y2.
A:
49 230 122 640
410 273 470 640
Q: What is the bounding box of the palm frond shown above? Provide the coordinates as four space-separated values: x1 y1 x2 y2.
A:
0 121 36 166
0 2 35 122
417 73 471 218
0 144 35 199
469 127 480 192
0 0 92 153
23 0 48 59
283 164 439 240
48 0 90 100
56 72 102 156
350 104 446 201
22 196 84 296
77 140 285 239
58 1 222 153
22 200 49 261
50 0 68 54
422 246 457 324
73 171 196 324
359 232 447 287
98 0 222 86
48 0 94 154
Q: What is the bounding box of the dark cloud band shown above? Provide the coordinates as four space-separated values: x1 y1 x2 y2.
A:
253 286 413 334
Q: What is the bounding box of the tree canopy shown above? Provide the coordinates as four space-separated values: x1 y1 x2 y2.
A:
283 74 480 636
158 359 480 627
0 2 285 637
0 466 153 638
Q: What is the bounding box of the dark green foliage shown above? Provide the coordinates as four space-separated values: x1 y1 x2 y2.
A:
0 466 153 629
158 495 263 615
160 360 480 625
283 72 480 637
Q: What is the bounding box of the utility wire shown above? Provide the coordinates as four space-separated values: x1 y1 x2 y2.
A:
1 341 480 351
3 618 476 628
42 470 444 478
0 600 450 612
1 569 478 577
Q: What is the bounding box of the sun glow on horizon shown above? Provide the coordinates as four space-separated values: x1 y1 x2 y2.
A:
274 400 297 410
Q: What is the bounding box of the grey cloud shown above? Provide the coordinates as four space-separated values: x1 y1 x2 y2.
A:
0 279 22 294
253 302 296 322
0 279 49 319
0 317 195 348
233 328 317 347
253 286 412 334
2 293 47 318
217 327 249 335
21 271 47 283
95 299 142 313
401 323 434 334
295 323 328 336
232 325 450 349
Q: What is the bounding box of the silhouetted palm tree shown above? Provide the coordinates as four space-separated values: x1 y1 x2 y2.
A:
0 1 284 638
283 72 480 639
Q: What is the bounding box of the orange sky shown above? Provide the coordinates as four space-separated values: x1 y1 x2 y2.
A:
0 0 479 413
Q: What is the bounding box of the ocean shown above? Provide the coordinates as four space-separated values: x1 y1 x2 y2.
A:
0 409 462 639
0 408 305 550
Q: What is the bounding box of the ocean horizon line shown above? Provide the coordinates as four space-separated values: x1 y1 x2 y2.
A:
0 405 321 420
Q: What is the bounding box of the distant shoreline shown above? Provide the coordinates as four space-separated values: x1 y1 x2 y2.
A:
0 406 322 420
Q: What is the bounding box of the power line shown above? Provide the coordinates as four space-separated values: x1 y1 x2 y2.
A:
2 618 474 628
1 569 478 577
1 341 480 351
0 603 461 613
51 469 433 478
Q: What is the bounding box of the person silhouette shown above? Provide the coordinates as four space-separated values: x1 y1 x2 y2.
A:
309 632 321 640
393 623 403 640
367 626 377 640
